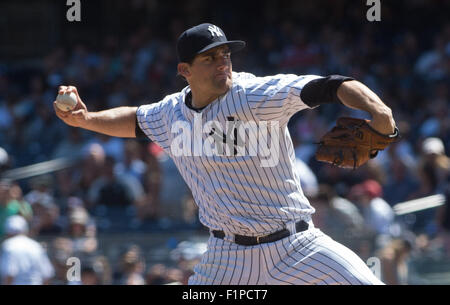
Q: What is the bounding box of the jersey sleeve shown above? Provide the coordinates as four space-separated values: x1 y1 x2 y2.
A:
136 100 171 150
243 74 323 125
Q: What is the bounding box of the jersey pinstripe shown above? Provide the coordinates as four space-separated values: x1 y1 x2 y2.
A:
136 72 322 236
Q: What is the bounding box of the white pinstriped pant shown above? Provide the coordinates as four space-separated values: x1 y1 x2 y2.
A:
188 225 383 285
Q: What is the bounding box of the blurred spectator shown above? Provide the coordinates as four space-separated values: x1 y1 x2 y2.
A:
47 203 99 284
292 111 327 164
51 128 85 160
293 157 319 198
0 215 54 284
435 183 450 257
407 137 449 234
419 137 449 192
348 179 395 237
68 206 98 256
80 264 100 285
169 240 207 284
0 101 13 134
310 184 369 253
377 237 414 285
134 142 163 221
114 244 146 285
6 181 33 221
29 198 63 236
134 172 160 221
0 147 10 173
25 174 55 200
54 168 78 202
146 263 168 285
181 193 200 227
0 179 32 239
23 102 63 163
165 267 184 285
49 237 73 284
152 144 190 223
88 156 142 207
358 160 388 187
115 140 147 182
77 143 106 206
419 82 449 139
0 179 16 239
25 177 63 236
415 36 449 81
411 137 450 198
80 255 112 285
85 134 125 163
383 156 420 205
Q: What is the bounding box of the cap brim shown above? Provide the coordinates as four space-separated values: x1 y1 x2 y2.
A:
197 40 246 56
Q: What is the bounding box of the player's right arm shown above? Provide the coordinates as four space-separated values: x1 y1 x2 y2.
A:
54 86 138 138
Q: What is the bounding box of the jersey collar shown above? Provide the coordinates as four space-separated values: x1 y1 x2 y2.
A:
180 85 227 121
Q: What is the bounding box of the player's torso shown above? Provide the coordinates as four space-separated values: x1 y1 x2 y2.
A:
162 81 314 235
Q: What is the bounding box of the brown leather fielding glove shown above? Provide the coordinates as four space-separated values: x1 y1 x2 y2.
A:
315 117 400 169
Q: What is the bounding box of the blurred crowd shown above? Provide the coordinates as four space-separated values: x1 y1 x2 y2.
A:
0 0 449 284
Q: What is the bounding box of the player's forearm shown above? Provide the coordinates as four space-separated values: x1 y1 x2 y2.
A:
337 80 395 134
82 106 138 138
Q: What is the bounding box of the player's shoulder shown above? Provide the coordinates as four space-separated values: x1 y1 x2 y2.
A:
233 71 319 89
232 71 257 82
158 90 186 108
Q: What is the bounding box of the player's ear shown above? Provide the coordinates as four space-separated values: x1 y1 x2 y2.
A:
177 63 191 79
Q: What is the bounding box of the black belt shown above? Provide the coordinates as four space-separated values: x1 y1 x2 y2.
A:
212 220 309 246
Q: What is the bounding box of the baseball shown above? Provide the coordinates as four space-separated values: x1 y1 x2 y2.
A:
55 92 78 112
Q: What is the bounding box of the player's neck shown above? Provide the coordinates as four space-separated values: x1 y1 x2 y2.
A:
190 89 221 109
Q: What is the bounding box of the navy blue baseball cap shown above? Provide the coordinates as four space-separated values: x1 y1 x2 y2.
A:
176 23 246 63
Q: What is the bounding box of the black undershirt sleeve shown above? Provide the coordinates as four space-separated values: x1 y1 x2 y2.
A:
300 75 355 108
135 110 146 139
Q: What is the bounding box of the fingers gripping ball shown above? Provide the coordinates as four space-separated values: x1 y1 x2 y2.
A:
315 117 400 169
55 92 78 112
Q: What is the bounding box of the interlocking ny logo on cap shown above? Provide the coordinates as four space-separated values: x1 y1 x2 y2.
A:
208 25 223 37
176 23 245 63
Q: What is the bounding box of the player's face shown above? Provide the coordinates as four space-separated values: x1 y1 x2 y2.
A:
188 45 233 95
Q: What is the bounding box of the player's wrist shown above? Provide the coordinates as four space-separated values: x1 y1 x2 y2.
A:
76 110 93 129
370 110 396 135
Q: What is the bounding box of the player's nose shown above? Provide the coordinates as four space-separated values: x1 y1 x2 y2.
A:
216 57 230 71
217 64 227 72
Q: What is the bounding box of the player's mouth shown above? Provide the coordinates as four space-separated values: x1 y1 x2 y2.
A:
215 72 230 80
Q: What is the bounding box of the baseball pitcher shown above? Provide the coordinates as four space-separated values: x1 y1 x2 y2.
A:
54 23 399 285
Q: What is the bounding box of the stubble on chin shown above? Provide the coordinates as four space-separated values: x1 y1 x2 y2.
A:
213 76 232 94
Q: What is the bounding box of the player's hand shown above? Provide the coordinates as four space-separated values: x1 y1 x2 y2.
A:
53 85 89 128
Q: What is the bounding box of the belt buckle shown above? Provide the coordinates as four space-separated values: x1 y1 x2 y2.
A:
225 233 235 243
256 235 261 244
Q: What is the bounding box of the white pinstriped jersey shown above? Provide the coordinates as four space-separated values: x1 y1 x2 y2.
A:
137 72 322 236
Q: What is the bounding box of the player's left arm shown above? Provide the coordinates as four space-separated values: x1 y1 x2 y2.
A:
336 80 396 135
300 75 396 135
